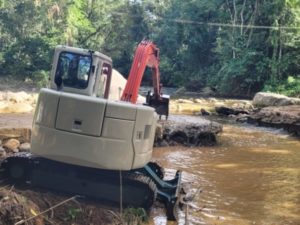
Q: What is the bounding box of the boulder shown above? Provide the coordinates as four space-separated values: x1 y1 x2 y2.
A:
248 105 300 136
19 142 31 152
235 113 250 123
155 123 163 140
200 108 211 116
215 106 249 116
3 138 20 153
6 91 30 103
0 102 33 113
193 98 203 104
208 98 218 103
253 92 300 107
0 147 6 158
155 115 222 147
158 140 169 147
0 90 36 113
0 102 9 113
26 93 38 105
176 99 194 104
232 102 254 110
0 128 32 142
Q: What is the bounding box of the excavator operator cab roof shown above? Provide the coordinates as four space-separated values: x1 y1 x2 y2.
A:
50 45 112 98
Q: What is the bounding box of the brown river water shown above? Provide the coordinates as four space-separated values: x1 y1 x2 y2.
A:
151 116 300 225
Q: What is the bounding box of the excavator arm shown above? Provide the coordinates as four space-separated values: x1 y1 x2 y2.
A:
121 40 169 118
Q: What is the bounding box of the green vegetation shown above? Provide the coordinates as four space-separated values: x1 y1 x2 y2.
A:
264 76 300 97
123 207 148 225
32 70 49 88
64 207 82 221
0 0 299 97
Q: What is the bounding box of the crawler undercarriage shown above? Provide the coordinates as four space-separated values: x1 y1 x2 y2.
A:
0 152 182 220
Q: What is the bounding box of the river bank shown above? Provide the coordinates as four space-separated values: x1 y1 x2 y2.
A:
170 92 300 138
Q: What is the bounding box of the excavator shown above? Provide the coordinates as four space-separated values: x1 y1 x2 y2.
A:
0 40 181 220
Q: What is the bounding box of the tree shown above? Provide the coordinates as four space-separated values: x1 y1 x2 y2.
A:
0 0 299 96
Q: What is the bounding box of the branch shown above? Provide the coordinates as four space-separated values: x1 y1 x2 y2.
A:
240 0 247 35
233 0 237 26
87 0 95 19
246 0 259 48
225 0 234 22
232 0 238 58
80 25 103 45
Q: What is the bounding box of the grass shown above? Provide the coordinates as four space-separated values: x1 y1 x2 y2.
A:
263 76 300 98
122 207 148 225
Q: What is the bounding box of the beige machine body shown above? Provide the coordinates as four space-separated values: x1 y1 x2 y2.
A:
31 46 158 170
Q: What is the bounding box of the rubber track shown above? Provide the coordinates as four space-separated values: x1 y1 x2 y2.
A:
1 153 157 209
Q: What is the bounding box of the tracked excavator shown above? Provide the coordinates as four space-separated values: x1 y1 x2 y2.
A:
0 40 181 220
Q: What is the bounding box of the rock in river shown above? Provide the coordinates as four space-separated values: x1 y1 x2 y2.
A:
215 106 249 116
0 146 6 158
253 92 300 107
248 105 300 136
3 138 20 153
19 142 31 152
155 115 222 147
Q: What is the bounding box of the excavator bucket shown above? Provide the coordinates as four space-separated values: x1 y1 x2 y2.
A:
138 162 183 220
146 91 170 119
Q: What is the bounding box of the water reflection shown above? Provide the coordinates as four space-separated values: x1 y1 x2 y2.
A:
152 118 300 225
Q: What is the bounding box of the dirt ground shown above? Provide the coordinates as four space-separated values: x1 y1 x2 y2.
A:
0 113 33 129
0 185 122 225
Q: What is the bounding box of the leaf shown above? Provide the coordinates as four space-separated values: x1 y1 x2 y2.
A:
30 208 38 216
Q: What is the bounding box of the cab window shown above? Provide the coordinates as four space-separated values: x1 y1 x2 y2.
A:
55 52 92 89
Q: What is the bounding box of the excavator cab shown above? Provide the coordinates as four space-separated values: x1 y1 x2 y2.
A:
50 46 112 98
54 52 91 89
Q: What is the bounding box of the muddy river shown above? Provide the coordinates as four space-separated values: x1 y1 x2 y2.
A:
152 116 300 225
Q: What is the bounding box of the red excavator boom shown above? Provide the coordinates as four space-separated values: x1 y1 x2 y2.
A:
121 40 169 118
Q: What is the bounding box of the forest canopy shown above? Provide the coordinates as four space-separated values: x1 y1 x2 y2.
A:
0 0 299 97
